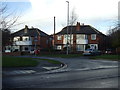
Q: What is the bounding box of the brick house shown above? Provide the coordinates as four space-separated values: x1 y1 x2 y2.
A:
54 22 106 52
8 25 52 52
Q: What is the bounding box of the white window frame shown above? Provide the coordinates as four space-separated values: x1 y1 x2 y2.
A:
57 35 62 40
57 45 62 50
23 36 29 41
14 37 20 41
76 45 84 51
90 44 98 50
63 34 73 44
91 34 96 40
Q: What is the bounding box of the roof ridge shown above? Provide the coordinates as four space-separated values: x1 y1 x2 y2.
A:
89 26 102 34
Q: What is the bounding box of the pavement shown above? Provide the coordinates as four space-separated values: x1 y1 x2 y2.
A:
2 56 119 76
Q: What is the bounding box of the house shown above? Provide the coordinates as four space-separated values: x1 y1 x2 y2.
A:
54 22 106 52
8 25 52 52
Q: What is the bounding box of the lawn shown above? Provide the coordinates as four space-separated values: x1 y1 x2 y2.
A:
2 56 39 67
90 54 120 61
2 56 62 67
39 54 82 58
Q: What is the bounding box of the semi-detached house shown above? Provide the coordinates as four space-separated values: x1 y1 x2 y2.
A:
54 22 106 52
10 25 52 52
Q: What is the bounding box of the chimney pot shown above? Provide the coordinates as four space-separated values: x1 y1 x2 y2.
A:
76 22 80 31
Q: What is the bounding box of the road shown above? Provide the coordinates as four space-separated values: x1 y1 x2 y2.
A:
2 56 119 88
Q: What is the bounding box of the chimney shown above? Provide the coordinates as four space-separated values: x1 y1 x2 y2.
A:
76 22 80 31
24 25 28 33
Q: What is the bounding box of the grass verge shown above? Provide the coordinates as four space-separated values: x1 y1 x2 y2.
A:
2 56 39 67
90 54 120 61
2 56 62 67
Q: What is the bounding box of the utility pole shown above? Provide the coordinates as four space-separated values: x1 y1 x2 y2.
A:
53 16 56 49
66 1 69 55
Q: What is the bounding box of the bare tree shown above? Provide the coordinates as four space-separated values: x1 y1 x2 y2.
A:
69 8 78 25
69 9 78 52
0 2 20 30
60 8 78 52
61 8 78 27
0 2 21 48
106 24 120 54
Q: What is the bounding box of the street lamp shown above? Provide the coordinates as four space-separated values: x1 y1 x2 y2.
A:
66 1 69 55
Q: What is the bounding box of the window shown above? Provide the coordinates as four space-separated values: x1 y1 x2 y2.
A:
76 34 87 39
14 37 20 41
57 45 62 50
91 34 96 40
85 35 88 39
25 47 28 50
17 38 20 41
63 34 73 44
23 36 29 41
22 46 29 51
77 45 84 51
90 44 98 50
57 35 62 40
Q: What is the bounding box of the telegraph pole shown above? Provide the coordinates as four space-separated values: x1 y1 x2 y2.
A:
53 16 56 49
66 1 69 55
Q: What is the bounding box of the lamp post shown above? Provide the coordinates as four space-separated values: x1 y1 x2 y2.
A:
66 1 69 55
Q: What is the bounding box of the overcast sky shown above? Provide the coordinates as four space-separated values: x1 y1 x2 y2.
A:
1 0 119 35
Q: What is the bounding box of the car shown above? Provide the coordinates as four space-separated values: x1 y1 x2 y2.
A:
5 50 11 53
30 50 35 54
105 49 112 54
83 49 102 56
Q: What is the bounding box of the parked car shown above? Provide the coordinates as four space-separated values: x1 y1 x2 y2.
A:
83 49 102 56
105 49 112 54
5 50 11 53
30 50 35 54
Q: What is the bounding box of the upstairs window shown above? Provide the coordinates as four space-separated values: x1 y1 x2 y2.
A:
14 37 20 41
23 36 29 41
57 35 62 40
91 34 96 40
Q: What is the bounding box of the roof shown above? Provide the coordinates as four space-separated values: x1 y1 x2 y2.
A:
56 25 105 35
11 27 49 37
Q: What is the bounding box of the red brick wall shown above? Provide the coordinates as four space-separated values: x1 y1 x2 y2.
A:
88 34 99 44
32 36 51 49
40 37 49 48
54 35 64 45
3 52 22 56
73 34 76 52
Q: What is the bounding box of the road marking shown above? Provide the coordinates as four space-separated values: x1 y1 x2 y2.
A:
3 70 36 76
42 67 59 70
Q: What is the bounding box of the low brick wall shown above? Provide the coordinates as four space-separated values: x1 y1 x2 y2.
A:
116 47 120 54
2 52 22 56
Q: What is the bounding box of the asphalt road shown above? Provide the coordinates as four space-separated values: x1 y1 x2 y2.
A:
2 56 119 88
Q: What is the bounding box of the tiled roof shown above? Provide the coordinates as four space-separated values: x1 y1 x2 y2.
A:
56 25 105 35
11 27 49 37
